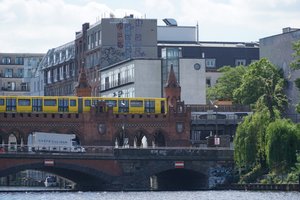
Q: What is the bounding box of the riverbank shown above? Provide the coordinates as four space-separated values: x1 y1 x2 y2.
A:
217 183 299 191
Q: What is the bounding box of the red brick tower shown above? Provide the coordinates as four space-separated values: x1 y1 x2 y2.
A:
164 64 181 110
75 68 92 97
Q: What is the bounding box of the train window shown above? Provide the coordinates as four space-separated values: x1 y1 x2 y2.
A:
144 100 155 113
70 100 76 107
105 100 117 107
130 100 143 107
84 100 91 107
0 98 4 105
18 99 31 106
44 99 57 106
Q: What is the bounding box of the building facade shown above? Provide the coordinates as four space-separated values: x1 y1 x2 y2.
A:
0 53 44 96
260 27 300 116
41 41 76 96
75 16 158 96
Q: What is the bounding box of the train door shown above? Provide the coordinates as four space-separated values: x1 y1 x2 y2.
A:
161 100 165 114
58 98 68 112
32 98 43 112
78 98 83 113
6 97 16 112
118 99 129 113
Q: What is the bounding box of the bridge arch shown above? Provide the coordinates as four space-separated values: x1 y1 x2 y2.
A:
133 129 149 148
152 129 167 147
139 161 208 190
0 160 114 191
150 168 208 190
114 127 129 147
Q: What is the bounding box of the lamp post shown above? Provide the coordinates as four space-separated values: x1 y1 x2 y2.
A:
214 104 218 136
214 104 220 146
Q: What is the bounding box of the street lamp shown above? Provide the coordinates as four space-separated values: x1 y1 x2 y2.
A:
214 104 220 146
214 104 218 136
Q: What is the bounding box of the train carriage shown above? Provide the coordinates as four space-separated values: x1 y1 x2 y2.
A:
0 96 167 115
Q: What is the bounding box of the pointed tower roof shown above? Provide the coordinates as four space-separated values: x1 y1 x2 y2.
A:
77 68 90 88
75 67 92 97
165 64 180 88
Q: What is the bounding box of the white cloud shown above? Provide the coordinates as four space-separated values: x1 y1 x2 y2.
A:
0 0 142 53
177 0 300 41
0 0 299 53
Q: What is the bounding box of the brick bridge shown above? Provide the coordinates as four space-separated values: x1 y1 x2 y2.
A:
0 148 233 191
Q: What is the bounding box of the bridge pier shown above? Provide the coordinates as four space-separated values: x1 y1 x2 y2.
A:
0 148 234 191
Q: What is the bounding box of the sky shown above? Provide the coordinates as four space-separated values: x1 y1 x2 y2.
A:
0 0 300 53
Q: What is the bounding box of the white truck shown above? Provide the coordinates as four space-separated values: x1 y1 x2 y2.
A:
28 132 85 153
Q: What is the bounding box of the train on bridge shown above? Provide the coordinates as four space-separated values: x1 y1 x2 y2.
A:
0 96 167 114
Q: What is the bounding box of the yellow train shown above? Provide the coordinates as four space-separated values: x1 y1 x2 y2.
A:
0 96 167 114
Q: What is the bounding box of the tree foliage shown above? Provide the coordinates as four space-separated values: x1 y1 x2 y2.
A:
266 119 299 172
233 58 287 119
207 66 246 102
234 110 273 170
290 40 300 70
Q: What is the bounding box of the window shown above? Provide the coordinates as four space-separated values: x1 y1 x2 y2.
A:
53 68 58 82
18 99 31 106
84 99 91 107
206 78 211 87
47 70 52 84
44 99 57 106
130 100 143 107
105 100 117 107
70 100 76 106
59 67 64 80
235 59 246 66
21 83 29 91
17 69 23 78
7 82 16 91
1 57 11 64
15 57 24 65
144 100 155 113
206 59 216 68
105 77 109 90
4 69 13 77
0 98 4 105
66 64 70 78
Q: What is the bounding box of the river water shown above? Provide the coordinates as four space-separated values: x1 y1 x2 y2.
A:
0 189 299 200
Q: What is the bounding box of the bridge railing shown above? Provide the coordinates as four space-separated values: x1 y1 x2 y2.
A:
0 144 114 155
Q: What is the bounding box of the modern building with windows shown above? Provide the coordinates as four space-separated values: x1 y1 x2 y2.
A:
75 15 158 96
260 27 300 116
0 53 44 96
42 15 259 105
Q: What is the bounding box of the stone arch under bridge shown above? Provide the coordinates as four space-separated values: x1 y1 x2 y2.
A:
0 157 121 191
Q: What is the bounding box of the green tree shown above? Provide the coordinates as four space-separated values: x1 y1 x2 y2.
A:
234 110 273 170
234 58 287 120
207 65 247 102
290 40 300 70
266 119 299 172
290 40 300 112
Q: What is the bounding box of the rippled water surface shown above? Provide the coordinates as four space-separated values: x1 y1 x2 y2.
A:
0 190 299 200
